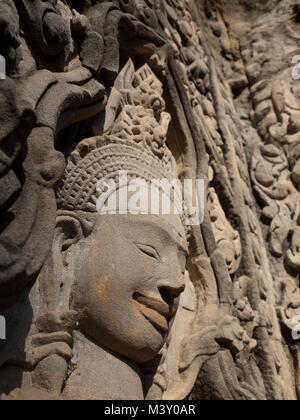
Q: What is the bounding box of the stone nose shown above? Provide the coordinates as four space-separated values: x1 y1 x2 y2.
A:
158 279 185 304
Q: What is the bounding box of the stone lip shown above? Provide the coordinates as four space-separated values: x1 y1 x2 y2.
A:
133 293 172 334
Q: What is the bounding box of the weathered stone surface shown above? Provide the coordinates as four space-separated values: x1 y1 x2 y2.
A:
0 0 299 401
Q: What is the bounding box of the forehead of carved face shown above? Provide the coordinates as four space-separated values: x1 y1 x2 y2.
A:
71 214 188 364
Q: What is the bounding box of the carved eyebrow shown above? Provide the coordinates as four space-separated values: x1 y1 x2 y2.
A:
135 243 161 261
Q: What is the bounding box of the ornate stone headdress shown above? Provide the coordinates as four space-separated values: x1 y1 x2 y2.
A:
56 60 187 238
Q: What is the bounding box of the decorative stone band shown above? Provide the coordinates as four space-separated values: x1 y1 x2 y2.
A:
56 141 187 237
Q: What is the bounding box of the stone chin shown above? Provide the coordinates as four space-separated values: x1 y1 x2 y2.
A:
74 295 170 365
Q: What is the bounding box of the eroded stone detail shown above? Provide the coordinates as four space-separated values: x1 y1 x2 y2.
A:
0 0 300 401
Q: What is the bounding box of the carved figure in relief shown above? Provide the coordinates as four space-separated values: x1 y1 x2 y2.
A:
208 187 241 275
0 62 189 400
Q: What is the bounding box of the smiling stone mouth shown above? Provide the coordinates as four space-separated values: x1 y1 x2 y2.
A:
133 293 172 334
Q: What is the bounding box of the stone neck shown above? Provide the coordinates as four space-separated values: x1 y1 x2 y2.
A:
62 330 144 400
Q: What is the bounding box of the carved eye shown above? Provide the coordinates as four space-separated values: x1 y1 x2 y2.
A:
136 244 160 261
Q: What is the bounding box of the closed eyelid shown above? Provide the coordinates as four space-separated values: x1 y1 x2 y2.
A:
135 243 161 261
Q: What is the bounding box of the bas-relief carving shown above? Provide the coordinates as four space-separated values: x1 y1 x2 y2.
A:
0 54 191 399
242 5 300 276
222 0 300 400
207 187 241 275
0 0 300 400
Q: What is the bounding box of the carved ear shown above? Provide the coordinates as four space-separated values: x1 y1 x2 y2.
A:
55 215 83 252
55 211 95 253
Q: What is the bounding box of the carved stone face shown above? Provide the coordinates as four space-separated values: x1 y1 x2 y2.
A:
71 214 187 364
